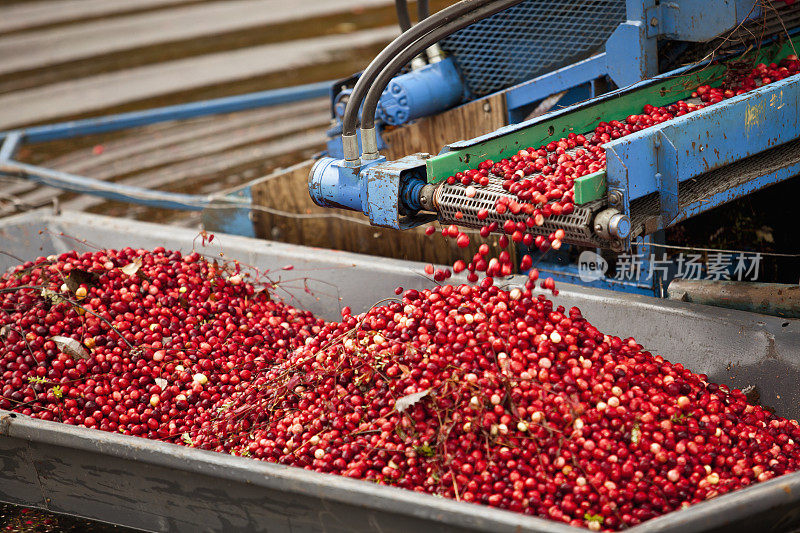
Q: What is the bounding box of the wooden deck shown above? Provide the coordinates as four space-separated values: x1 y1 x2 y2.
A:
0 0 404 227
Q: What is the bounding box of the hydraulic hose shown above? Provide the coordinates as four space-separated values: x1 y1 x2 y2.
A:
341 0 515 160
395 0 412 32
418 0 430 20
359 0 525 158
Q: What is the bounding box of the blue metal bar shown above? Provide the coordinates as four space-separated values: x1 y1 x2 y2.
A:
0 160 223 211
503 53 608 113
656 0 762 42
0 132 21 162
0 81 331 145
625 0 649 21
536 262 656 296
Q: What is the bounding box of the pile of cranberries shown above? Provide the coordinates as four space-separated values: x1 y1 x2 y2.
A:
0 248 323 440
187 283 800 530
430 56 800 283
2 247 800 530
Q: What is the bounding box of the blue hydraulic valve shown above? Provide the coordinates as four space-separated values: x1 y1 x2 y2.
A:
376 57 464 126
308 154 436 229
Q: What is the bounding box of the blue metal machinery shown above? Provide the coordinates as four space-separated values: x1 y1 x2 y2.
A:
312 0 800 295
328 0 782 149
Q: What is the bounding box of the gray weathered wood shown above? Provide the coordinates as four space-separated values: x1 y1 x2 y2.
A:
0 0 198 34
0 0 394 75
0 26 394 128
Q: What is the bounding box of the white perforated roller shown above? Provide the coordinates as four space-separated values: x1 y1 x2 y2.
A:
435 179 609 248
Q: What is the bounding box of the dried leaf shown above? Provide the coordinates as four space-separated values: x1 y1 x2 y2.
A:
65 269 99 293
254 288 271 301
0 325 10 340
216 401 233 413
395 389 431 413
120 259 142 276
397 364 412 378
51 336 89 360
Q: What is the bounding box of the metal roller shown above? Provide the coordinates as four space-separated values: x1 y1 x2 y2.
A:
432 179 612 248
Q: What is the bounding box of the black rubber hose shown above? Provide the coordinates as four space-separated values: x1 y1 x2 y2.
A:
395 0 412 32
360 0 524 132
418 0 430 21
342 0 510 139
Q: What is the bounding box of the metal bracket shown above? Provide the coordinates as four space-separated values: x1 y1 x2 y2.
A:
362 155 431 229
656 130 679 225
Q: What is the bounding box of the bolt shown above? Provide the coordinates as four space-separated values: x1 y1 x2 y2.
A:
608 190 624 207
650 17 658 27
483 102 492 113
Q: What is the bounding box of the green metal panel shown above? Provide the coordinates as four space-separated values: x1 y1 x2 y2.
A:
573 170 607 204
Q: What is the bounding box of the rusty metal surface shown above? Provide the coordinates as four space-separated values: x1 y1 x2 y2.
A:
607 70 800 207
0 210 799 532
668 279 800 318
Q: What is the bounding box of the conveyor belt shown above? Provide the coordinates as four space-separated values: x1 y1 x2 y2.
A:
629 137 800 238
436 136 800 248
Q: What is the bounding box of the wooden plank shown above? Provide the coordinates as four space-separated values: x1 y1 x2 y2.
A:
59 109 329 182
57 129 326 213
0 26 395 129
0 99 329 204
0 0 394 75
0 0 199 35
382 93 508 161
44 98 329 173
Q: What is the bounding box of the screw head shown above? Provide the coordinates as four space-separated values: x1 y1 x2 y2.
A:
483 102 492 113
650 17 658 27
